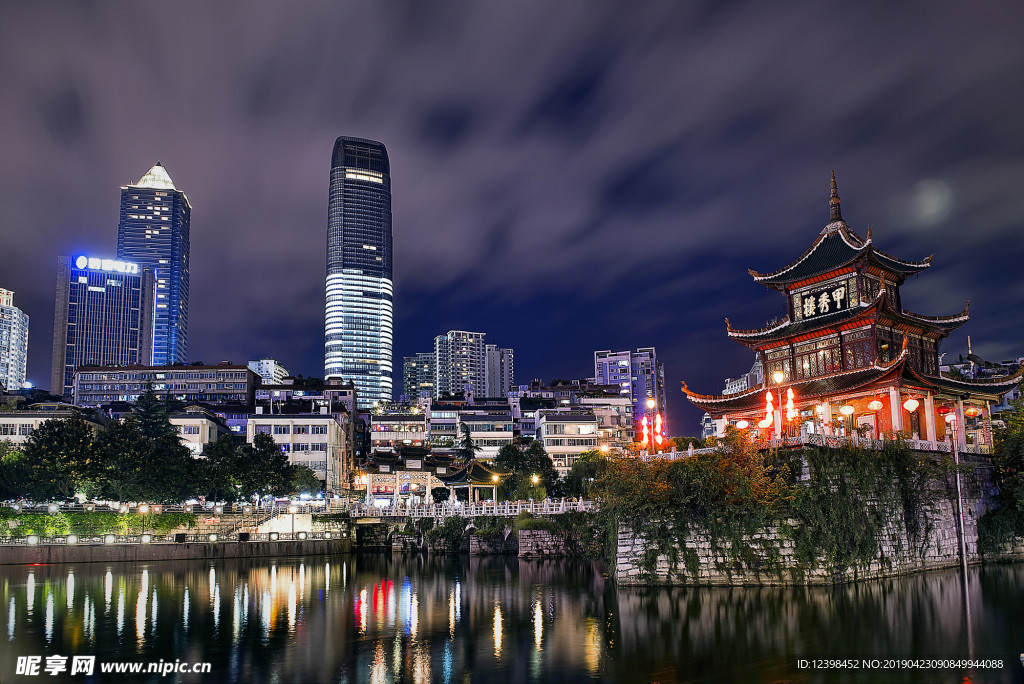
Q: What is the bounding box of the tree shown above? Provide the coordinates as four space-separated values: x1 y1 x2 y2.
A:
456 423 481 462
237 433 293 499
91 417 152 502
494 440 559 500
201 435 244 502
994 397 1024 513
291 465 323 495
563 450 612 498
671 436 703 451
132 388 177 439
22 416 95 500
0 441 30 499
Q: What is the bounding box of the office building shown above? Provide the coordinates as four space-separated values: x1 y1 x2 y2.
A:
248 358 290 385
51 256 154 398
325 137 394 408
116 162 191 365
0 289 29 391
402 352 434 399
593 347 666 425
0 404 106 446
247 411 353 493
485 344 514 398
73 362 257 407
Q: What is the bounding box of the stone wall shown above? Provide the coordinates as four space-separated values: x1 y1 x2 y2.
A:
470 533 518 555
615 458 1018 586
517 530 570 558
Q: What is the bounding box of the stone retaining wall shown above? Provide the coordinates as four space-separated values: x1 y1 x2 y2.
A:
0 539 353 565
615 462 1015 586
517 530 569 558
470 533 518 555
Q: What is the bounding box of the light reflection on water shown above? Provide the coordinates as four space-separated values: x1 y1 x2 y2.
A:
0 555 1020 683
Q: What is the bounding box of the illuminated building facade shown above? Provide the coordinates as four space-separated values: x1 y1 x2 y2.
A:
51 256 154 398
684 174 1022 452
116 162 191 365
593 347 666 426
402 352 434 400
325 137 393 408
72 362 257 406
0 289 29 391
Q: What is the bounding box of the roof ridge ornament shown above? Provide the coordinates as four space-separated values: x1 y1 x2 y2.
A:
866 225 872 242
829 170 842 222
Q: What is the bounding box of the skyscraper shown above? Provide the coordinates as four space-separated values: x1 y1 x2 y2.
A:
433 330 486 399
0 289 29 391
402 352 434 400
116 162 190 365
485 344 514 398
50 255 154 398
325 137 393 407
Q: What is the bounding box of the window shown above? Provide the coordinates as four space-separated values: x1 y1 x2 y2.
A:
274 425 290 435
181 425 200 435
293 425 309 434
793 335 841 380
255 425 271 435
19 425 33 436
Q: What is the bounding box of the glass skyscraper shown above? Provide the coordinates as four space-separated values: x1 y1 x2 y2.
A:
50 256 154 398
116 162 190 365
325 137 393 408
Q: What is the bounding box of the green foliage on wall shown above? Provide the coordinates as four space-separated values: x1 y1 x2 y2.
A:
0 509 196 537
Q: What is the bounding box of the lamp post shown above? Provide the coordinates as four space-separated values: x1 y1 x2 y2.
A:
288 504 297 539
945 414 969 577
491 474 499 502
138 504 149 539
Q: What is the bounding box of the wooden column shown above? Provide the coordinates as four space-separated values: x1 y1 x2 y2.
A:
889 387 903 436
923 392 937 446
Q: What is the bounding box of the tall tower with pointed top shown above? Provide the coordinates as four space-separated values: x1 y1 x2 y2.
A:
116 162 191 365
325 137 393 407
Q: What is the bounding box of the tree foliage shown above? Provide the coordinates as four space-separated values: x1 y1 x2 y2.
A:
456 423 481 462
563 450 612 497
132 388 177 439
22 416 95 500
0 441 30 500
236 433 293 499
494 440 559 500
291 465 323 495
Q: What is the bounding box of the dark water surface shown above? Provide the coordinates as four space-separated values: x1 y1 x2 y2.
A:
1 553 1022 683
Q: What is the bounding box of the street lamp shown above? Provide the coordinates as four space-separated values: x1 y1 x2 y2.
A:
138 504 149 539
288 505 297 538
945 413 969 576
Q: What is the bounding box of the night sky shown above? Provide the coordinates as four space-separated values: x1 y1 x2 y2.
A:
2 2 1023 435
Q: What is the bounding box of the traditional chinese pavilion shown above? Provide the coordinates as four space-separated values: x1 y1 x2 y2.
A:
683 173 1022 452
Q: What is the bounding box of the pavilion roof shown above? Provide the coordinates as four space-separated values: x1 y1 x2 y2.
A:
748 175 931 291
435 459 510 485
684 349 1022 416
726 289 968 348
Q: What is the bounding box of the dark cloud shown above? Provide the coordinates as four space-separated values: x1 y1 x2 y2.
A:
1 1 1023 433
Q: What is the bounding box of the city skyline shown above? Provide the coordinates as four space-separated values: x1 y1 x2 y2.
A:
2 3 1024 433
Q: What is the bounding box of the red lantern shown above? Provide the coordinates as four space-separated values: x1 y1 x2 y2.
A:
964 407 982 418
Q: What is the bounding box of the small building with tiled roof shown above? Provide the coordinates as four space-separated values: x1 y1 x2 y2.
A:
684 173 1021 453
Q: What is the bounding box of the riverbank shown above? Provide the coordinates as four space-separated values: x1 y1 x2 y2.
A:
0 538 352 564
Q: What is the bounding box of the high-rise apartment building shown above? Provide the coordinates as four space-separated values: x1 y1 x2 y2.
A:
593 347 666 425
325 137 393 408
485 344 514 398
116 162 191 365
434 330 486 398
402 352 434 399
50 256 154 398
0 289 29 391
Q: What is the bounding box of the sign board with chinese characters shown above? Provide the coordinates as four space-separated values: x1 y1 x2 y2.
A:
795 283 851 320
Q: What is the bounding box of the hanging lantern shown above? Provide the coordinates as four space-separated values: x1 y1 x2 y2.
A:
772 371 784 384
867 399 883 411
765 390 774 404
964 407 982 418
937 405 951 415
785 388 797 420
839 405 855 416
735 420 749 430
757 418 772 429
902 398 920 413
944 413 957 424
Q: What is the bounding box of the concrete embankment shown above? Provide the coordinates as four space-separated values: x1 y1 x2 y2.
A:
0 539 352 565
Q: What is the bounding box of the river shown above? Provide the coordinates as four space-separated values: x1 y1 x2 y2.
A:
1 553 1022 683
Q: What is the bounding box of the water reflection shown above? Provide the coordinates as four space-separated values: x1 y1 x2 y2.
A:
0 555 1020 683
